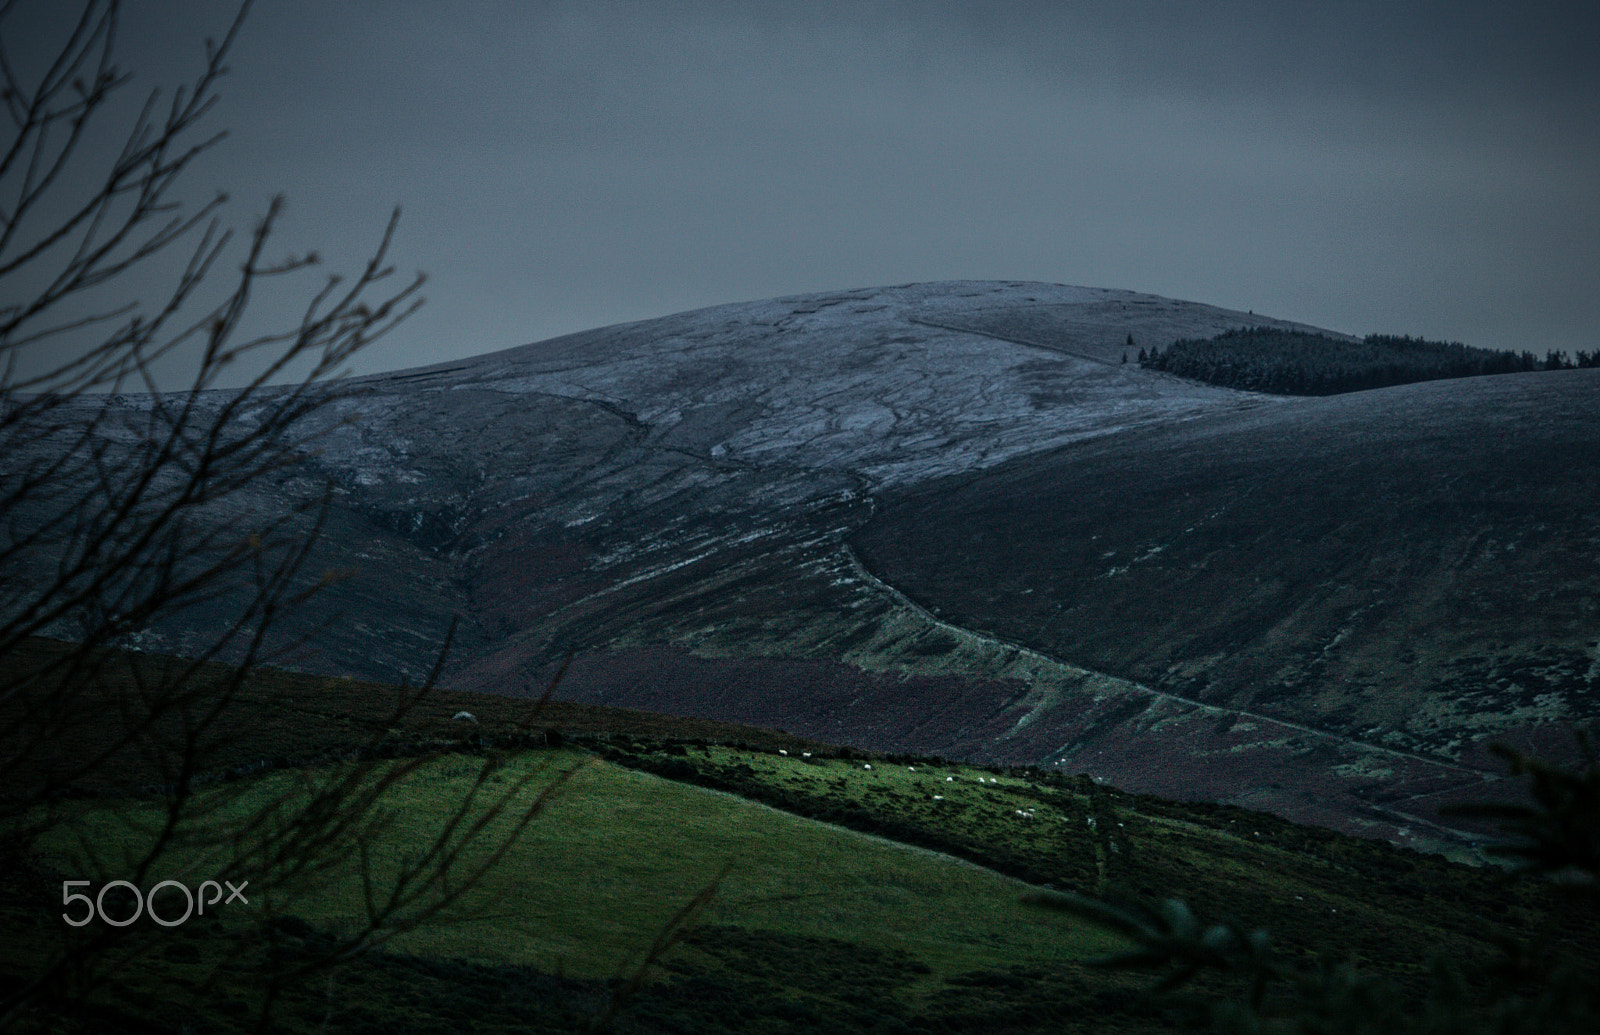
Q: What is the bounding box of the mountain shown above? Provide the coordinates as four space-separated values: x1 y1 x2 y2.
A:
17 281 1600 856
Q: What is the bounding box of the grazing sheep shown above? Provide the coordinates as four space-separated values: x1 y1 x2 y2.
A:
452 711 478 724
863 763 873 770
779 749 788 755
801 752 812 758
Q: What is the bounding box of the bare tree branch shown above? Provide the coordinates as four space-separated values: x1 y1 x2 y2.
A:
0 4 714 1030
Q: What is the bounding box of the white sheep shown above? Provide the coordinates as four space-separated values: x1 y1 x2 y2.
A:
779 749 788 755
452 711 478 724
863 763 873 770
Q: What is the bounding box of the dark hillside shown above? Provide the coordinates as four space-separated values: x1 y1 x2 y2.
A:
854 368 1600 804
0 637 831 799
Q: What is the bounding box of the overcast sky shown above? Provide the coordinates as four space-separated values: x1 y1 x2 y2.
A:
9 0 1599 386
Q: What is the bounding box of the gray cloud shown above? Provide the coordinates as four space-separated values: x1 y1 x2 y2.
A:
8 0 1597 386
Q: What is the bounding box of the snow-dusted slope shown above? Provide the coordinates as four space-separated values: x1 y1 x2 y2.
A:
312 280 1295 503
12 281 1596 855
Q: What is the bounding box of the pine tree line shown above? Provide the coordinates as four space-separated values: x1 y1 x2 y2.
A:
1137 327 1600 396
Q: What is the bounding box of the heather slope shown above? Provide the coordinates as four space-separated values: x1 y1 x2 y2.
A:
853 368 1600 829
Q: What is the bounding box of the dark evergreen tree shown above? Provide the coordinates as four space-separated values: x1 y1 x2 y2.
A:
1142 326 1577 395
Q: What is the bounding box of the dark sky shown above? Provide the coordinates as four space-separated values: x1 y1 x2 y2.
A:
10 1 1600 386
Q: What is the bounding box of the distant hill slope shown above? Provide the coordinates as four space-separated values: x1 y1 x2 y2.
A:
854 367 1600 822
7 281 1595 853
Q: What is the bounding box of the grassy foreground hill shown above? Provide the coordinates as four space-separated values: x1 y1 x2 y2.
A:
2 640 1597 1032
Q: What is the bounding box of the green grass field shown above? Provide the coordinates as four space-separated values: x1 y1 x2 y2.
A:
16 745 1137 1031
4 645 1597 1033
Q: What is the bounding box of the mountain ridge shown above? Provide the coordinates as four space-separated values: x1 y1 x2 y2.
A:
12 280 1597 856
